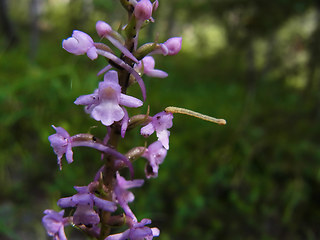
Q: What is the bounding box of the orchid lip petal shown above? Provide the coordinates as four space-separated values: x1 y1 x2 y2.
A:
156 130 170 150
142 141 167 178
65 144 74 163
58 226 68 240
42 209 69 240
87 47 98 60
91 101 124 126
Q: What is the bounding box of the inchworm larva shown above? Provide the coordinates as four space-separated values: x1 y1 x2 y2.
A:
165 106 226 125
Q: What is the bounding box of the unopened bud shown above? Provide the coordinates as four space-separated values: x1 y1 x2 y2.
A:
134 0 153 21
162 37 182 56
96 21 112 37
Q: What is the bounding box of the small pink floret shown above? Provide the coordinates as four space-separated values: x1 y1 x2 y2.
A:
163 37 182 55
134 0 153 21
62 30 97 60
96 21 112 37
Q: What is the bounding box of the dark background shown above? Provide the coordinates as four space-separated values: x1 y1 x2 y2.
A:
1 0 320 239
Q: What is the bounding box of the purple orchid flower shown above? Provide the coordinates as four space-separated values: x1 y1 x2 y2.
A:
142 141 167 178
48 128 134 176
140 111 173 150
62 30 98 60
48 125 73 170
58 185 117 226
150 37 182 56
105 218 160 240
113 172 144 222
74 70 143 127
42 209 70 240
135 56 168 78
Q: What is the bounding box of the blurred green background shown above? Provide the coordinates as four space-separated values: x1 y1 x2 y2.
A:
1 0 320 239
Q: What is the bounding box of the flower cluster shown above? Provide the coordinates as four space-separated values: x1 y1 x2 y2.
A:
43 0 183 239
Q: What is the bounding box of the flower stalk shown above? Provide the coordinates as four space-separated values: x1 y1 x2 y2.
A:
42 1 226 239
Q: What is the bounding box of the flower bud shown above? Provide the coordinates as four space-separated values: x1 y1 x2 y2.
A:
134 0 153 21
162 37 182 56
96 21 112 37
